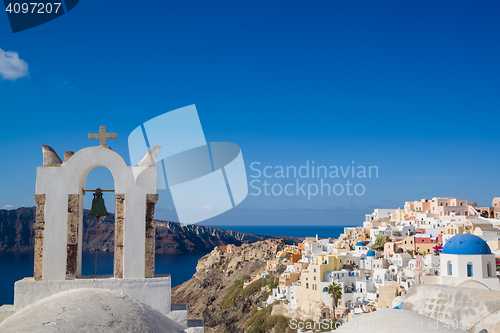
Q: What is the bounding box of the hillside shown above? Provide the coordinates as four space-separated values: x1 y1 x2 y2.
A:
172 239 288 333
0 207 302 254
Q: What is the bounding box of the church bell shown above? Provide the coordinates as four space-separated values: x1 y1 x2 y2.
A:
87 188 110 218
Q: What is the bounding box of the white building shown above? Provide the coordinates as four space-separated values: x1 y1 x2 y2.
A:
264 285 297 309
391 253 412 269
422 253 440 275
369 227 392 243
372 268 392 289
321 270 376 311
440 233 500 291
365 209 398 223
359 250 377 270
354 241 367 252
301 237 336 263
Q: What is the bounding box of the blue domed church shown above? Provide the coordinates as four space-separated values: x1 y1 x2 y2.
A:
439 233 500 290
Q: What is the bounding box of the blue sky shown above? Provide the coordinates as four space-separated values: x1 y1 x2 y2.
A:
0 0 499 225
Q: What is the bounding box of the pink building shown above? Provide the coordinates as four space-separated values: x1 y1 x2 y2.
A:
293 262 309 273
414 255 423 275
384 242 396 259
431 197 469 218
405 197 469 220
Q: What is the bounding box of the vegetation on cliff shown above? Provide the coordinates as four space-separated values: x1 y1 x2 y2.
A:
172 239 293 333
247 303 289 333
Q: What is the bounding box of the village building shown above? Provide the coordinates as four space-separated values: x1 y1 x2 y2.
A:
440 233 500 291
464 219 493 233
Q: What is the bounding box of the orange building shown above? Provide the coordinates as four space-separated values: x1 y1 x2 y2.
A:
290 253 302 263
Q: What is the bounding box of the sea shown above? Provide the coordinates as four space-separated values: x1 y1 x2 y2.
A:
0 251 209 307
0 225 351 306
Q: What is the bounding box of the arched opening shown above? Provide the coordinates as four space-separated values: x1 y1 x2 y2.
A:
82 167 115 277
487 262 492 277
448 261 452 275
467 262 473 277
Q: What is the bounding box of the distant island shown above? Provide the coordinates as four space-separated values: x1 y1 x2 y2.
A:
0 207 302 254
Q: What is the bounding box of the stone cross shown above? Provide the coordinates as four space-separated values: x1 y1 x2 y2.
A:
88 126 117 148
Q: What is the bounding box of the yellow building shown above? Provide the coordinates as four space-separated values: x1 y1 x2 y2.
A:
486 240 500 252
474 227 500 237
401 236 416 252
343 227 357 238
390 208 406 222
266 259 278 270
294 254 344 303
436 226 447 235
446 222 464 235
282 245 298 254
415 242 436 255
354 233 369 245
279 272 300 286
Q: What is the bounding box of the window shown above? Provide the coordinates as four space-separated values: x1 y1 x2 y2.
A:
306 283 309 289
487 262 492 277
314 276 316 281
448 261 452 275
467 263 473 277
314 268 316 273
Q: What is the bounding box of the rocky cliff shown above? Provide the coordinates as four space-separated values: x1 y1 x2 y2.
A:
0 207 301 254
172 239 287 333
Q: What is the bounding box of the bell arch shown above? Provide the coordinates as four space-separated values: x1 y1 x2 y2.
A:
35 144 159 281
76 163 125 279
80 167 116 277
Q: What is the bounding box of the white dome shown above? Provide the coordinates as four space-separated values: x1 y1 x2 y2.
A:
0 288 183 333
